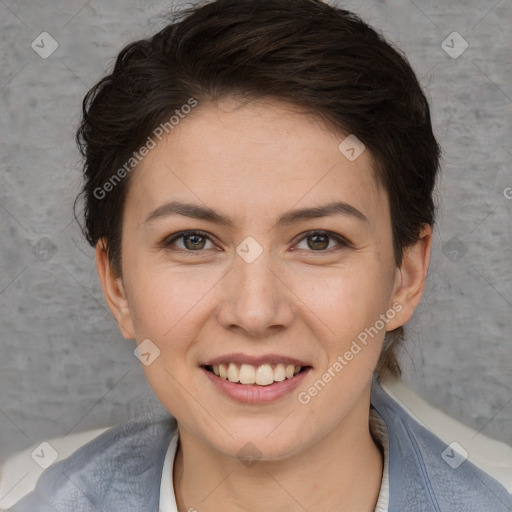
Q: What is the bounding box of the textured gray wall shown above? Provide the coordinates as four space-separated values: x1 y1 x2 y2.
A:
1 0 511 469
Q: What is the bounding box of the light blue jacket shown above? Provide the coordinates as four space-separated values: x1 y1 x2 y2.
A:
10 374 512 511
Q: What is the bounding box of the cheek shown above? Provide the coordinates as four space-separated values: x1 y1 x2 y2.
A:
301 268 394 386
125 267 210 411
295 262 391 332
124 261 222 349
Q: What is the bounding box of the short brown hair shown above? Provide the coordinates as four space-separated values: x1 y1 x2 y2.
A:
75 0 441 378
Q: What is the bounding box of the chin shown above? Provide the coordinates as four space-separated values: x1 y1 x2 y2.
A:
205 427 309 464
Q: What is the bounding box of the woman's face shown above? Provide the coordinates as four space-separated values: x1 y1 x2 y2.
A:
99 98 422 461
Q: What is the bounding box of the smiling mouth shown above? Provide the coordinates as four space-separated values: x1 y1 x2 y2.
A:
202 363 311 386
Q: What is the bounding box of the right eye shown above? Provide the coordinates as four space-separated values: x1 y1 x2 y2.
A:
162 230 218 252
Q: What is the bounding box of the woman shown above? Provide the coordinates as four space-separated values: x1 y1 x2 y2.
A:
11 0 512 510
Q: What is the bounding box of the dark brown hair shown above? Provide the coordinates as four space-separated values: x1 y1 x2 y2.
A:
75 0 441 378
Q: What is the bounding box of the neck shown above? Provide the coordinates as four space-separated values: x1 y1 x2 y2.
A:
173 384 383 512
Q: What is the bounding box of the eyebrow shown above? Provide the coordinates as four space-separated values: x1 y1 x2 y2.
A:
144 200 369 228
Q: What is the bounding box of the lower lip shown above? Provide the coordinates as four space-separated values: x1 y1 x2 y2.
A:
201 366 312 404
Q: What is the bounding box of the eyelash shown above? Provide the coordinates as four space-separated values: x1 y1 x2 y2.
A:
162 230 352 254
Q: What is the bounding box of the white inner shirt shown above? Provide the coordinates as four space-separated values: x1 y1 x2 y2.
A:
159 407 389 512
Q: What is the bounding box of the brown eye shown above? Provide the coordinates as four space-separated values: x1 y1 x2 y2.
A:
163 230 215 252
295 231 351 252
307 233 330 250
182 233 207 250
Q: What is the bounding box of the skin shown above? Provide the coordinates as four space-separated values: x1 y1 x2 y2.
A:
96 97 432 511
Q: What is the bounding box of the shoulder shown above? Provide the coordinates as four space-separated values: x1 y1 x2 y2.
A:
9 409 177 512
371 374 512 511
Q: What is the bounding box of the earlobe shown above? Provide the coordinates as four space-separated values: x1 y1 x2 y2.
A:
95 239 136 339
386 224 433 331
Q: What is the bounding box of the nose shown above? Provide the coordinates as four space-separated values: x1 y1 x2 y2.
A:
215 246 294 338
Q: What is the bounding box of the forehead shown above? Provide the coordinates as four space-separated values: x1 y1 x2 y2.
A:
126 98 388 230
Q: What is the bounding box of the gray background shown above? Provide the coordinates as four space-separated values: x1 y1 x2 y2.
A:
0 0 511 466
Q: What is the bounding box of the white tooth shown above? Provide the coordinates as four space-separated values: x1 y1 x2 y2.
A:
255 364 274 386
217 362 302 385
273 363 286 381
239 364 256 384
227 362 240 383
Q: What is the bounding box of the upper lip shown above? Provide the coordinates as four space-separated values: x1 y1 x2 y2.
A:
201 353 312 367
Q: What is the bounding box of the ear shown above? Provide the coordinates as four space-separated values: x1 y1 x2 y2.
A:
386 224 433 331
95 238 136 339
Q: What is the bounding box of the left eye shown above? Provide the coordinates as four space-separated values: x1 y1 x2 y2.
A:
163 230 350 253
164 230 215 252
294 231 350 252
